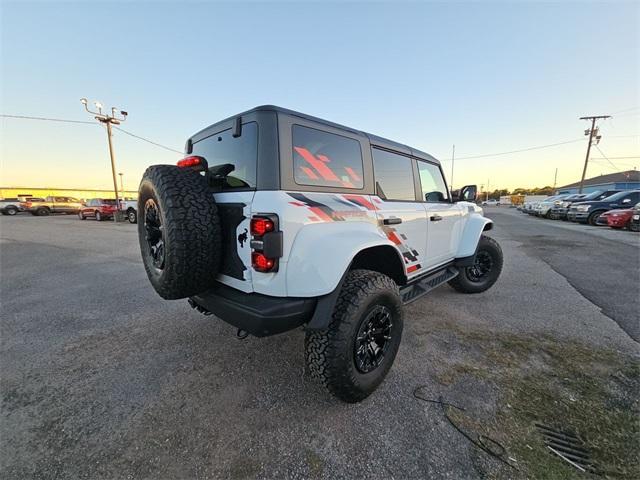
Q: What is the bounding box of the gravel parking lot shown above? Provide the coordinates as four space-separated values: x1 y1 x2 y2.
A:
1 212 638 479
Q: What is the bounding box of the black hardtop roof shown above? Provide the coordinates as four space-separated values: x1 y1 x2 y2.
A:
192 105 440 165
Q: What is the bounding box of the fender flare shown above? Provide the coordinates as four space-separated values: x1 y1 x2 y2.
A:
286 221 402 297
456 214 493 259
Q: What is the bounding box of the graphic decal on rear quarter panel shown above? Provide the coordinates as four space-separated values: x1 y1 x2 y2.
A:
287 192 422 274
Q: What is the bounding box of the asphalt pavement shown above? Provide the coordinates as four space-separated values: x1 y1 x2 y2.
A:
1 213 638 479
485 208 640 341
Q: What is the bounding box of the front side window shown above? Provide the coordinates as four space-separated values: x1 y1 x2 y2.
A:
293 125 364 189
417 161 449 202
372 148 415 201
191 121 258 190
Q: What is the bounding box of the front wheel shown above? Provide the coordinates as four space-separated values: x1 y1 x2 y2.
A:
305 270 403 403
78 211 86 220
5 206 18 216
127 209 137 224
36 207 50 216
587 210 604 226
95 211 102 221
449 235 503 294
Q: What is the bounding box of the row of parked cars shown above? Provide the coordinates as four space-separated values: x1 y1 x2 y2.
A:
519 189 640 231
0 196 138 223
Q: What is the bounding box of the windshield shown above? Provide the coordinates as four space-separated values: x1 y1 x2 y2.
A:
599 191 633 202
582 190 605 200
102 199 117 205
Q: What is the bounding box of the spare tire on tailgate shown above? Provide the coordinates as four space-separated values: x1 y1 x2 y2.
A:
137 165 221 299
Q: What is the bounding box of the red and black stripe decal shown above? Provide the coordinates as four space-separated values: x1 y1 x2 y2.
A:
287 192 345 221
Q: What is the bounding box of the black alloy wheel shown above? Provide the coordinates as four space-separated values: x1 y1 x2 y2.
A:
144 198 165 270
354 305 394 374
465 251 494 283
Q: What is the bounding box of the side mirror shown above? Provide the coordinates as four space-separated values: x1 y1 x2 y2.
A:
453 185 477 202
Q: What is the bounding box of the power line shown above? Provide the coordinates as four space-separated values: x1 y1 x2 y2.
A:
1 114 95 124
611 106 640 115
591 156 640 159
113 126 183 154
1 113 183 155
593 145 618 170
452 138 586 160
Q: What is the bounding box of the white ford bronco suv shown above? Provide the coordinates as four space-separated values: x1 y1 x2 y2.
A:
137 106 503 403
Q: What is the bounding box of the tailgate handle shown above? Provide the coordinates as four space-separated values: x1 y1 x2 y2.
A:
430 215 443 222
383 217 402 225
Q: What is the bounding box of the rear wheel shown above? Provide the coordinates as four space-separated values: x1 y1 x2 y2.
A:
449 235 503 294
36 207 50 216
137 165 222 300
5 206 18 216
305 270 403 403
127 209 137 224
95 211 102 222
78 211 86 220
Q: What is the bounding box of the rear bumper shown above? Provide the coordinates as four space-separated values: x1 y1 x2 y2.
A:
190 284 317 337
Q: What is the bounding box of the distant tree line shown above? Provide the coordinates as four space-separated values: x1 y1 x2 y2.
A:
483 186 555 200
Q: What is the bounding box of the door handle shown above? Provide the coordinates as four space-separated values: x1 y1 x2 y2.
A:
430 215 443 222
383 217 402 225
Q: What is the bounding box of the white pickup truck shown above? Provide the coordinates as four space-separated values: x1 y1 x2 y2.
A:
120 199 138 224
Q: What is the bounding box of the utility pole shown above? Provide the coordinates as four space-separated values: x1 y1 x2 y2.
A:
553 168 558 191
578 115 610 193
486 178 490 201
450 144 455 191
81 98 128 221
118 172 124 196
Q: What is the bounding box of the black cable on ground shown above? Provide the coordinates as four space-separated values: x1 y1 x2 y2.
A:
413 386 518 470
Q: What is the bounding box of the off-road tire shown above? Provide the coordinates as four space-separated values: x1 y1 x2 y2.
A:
36 207 50 216
449 234 503 294
137 165 221 300
305 269 403 403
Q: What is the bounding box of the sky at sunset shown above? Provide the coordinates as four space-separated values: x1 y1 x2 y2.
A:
1 1 638 193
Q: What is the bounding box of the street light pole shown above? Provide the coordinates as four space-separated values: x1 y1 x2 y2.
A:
81 99 128 221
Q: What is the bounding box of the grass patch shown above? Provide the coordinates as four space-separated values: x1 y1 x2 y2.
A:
431 326 639 479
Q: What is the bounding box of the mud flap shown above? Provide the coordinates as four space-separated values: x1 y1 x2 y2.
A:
305 269 349 330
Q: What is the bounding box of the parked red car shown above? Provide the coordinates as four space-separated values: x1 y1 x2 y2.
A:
605 207 635 229
78 199 117 221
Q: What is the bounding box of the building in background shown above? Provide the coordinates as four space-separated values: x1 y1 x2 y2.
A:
556 170 639 195
0 187 137 201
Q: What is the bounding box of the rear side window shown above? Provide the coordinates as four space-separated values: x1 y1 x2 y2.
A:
372 148 415 201
292 125 364 189
191 122 258 190
417 161 449 202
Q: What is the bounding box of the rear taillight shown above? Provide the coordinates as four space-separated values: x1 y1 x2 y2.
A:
177 156 206 169
252 252 275 272
250 214 282 273
250 217 275 237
